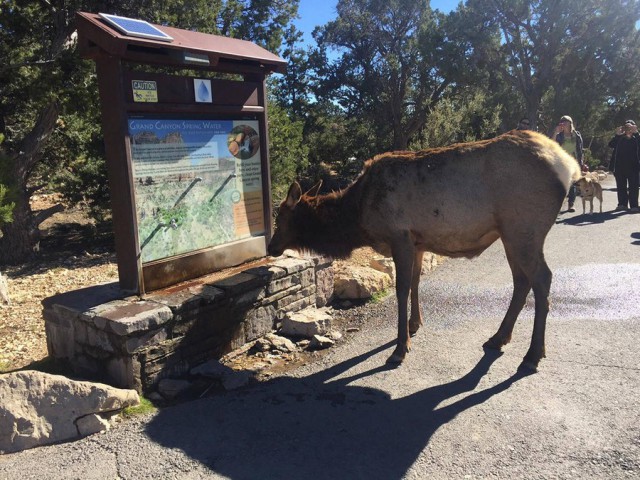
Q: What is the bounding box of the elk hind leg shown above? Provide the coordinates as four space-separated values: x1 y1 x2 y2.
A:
520 259 552 372
409 250 425 336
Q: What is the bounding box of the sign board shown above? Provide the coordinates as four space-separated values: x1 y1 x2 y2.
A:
128 117 264 263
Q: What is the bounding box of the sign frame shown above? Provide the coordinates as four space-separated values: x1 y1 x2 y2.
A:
77 12 286 294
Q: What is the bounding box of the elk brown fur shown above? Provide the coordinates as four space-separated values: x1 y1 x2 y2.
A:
268 130 581 371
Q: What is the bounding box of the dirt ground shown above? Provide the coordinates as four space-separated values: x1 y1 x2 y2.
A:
0 194 374 372
0 194 119 371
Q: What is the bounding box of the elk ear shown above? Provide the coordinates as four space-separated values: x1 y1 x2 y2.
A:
285 182 302 208
304 180 323 197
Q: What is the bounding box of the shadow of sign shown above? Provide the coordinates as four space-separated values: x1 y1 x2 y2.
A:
145 344 528 478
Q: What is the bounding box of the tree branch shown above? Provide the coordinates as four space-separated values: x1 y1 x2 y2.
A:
10 102 59 180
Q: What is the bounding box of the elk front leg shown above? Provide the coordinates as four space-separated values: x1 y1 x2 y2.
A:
409 250 425 336
484 246 531 350
387 232 415 364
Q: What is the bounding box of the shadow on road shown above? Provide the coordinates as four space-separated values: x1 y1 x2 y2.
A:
145 344 528 479
556 209 627 225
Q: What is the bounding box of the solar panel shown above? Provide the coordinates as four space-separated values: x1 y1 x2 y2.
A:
99 13 173 42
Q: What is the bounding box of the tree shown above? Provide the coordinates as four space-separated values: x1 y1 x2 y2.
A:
0 0 299 265
311 0 452 151
270 25 312 117
266 100 309 201
461 0 640 132
411 89 503 149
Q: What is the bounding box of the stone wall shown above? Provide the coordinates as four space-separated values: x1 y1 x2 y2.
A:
43 255 333 393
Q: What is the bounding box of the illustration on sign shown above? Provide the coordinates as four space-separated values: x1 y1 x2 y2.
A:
194 79 212 103
128 118 264 263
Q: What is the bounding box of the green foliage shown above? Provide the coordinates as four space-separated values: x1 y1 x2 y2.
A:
370 288 389 304
0 184 14 227
303 101 377 177
0 149 15 227
411 90 503 149
267 100 309 201
311 0 447 150
122 396 157 418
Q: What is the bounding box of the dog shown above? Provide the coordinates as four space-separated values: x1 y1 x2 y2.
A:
576 175 603 214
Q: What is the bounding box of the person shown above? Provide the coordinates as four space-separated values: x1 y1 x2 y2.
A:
551 115 584 212
517 117 531 130
608 119 640 212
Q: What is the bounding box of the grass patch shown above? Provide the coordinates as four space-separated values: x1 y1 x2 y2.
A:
123 396 157 418
370 288 390 304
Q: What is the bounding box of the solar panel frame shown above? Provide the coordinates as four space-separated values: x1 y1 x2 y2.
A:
98 13 174 42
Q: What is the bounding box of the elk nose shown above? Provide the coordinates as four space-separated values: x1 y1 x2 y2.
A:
267 243 281 257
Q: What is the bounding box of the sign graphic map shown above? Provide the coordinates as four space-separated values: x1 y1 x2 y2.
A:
128 118 264 263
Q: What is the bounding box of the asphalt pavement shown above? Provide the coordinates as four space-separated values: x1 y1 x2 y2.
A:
1 176 639 479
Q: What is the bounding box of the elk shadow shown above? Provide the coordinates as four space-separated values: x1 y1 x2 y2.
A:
145 344 528 479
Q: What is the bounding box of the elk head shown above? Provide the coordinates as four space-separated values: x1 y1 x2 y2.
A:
267 181 322 257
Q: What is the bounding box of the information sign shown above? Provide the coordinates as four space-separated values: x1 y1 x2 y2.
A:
128 117 264 263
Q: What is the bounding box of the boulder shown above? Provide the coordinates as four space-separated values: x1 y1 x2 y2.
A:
369 257 395 282
255 333 298 353
281 307 332 338
0 370 139 454
309 335 335 350
333 265 392 299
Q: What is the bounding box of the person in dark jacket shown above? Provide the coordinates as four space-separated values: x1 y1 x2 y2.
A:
608 119 640 212
552 115 584 212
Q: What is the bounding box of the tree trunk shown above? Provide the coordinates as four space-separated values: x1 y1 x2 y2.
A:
0 102 59 265
0 191 38 265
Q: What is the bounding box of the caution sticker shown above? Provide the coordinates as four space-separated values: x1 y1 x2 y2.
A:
132 80 158 103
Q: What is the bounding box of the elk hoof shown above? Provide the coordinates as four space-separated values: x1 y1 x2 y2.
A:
482 337 504 350
386 346 408 365
518 359 539 374
409 318 423 336
386 353 404 365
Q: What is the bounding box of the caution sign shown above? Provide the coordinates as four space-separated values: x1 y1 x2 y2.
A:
132 80 158 103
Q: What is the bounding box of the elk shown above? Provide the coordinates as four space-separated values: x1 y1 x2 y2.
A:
268 130 581 371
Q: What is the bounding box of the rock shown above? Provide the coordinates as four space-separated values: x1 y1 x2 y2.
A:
333 265 391 299
0 370 139 454
222 370 251 391
190 359 233 379
260 333 297 353
75 414 110 437
296 339 311 349
328 330 343 341
157 378 192 399
370 257 395 282
422 252 443 272
189 360 250 391
309 335 335 350
280 307 332 338
0 271 9 305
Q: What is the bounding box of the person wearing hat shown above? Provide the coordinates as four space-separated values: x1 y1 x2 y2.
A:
608 120 640 212
552 115 584 212
517 117 531 130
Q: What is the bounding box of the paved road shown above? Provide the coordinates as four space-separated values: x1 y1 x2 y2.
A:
1 177 639 479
